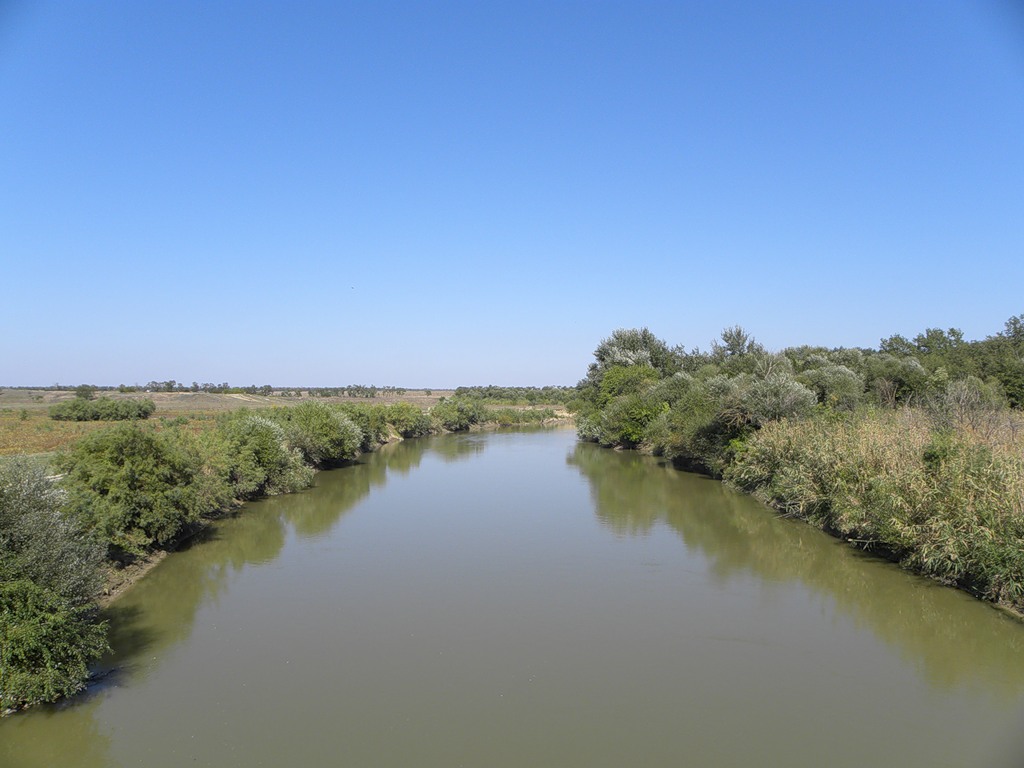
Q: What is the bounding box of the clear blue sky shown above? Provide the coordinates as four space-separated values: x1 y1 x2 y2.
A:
2 1 1023 387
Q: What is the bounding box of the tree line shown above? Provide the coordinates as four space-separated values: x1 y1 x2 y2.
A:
572 315 1024 615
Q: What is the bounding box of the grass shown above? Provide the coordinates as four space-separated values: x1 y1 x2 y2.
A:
0 389 455 456
725 407 1024 611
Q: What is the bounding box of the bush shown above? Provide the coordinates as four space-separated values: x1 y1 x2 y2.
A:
431 398 487 431
738 374 817 427
272 402 363 466
384 402 435 437
336 403 390 451
0 579 109 710
798 364 864 410
49 397 155 421
594 391 665 447
485 407 557 426
597 365 659 407
655 378 743 471
57 423 232 555
0 458 105 606
219 413 313 498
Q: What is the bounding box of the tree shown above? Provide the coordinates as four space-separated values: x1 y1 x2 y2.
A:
590 328 683 378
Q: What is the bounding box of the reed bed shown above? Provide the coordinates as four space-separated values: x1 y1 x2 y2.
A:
726 408 1024 611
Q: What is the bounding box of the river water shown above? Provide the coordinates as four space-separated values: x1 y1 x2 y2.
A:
3 428 1024 767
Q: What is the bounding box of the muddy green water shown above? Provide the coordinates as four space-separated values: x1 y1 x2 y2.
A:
3 428 1024 767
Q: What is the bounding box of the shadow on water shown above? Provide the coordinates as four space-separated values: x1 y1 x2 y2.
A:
567 441 1024 696
99 434 466 667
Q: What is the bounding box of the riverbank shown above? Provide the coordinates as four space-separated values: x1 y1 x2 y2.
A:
95 414 573 607
1 399 570 713
571 326 1024 619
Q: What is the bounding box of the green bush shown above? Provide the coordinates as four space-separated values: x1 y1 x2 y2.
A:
431 398 487 431
384 402 435 437
272 402 363 466
0 458 105 606
724 410 1024 609
219 413 313 498
49 397 156 421
336 403 390 451
57 424 232 555
798 364 864 410
595 391 665 447
485 407 557 426
0 579 109 710
738 374 817 427
597 364 659 408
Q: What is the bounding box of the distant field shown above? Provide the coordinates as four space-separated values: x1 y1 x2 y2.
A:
0 388 456 456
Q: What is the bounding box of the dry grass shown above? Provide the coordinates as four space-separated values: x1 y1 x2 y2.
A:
0 388 454 456
726 407 1024 610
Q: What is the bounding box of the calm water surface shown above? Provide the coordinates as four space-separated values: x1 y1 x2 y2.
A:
3 428 1024 767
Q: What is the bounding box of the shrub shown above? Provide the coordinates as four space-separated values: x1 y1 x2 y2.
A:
57 423 232 555
384 402 435 437
0 579 109 710
49 397 155 421
0 458 105 606
219 413 313 498
724 410 1024 610
336 403 390 451
431 398 487 431
485 407 557 426
798 364 864 410
595 391 665 447
597 365 659 407
273 402 363 466
738 374 817 427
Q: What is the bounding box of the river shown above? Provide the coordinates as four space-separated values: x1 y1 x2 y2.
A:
2 427 1023 767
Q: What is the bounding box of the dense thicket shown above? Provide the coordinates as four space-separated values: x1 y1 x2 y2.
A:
49 397 156 421
573 317 1024 612
0 459 108 711
453 385 574 405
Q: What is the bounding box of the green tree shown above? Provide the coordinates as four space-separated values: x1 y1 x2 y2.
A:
58 424 231 555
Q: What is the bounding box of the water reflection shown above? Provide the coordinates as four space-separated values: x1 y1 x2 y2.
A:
568 441 1024 696
5 430 1024 768
0 697 115 768
97 435 483 666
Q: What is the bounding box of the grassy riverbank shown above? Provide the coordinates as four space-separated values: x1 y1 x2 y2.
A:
572 322 1024 615
0 396 566 712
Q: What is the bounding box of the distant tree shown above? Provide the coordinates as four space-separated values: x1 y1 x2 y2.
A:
74 384 96 401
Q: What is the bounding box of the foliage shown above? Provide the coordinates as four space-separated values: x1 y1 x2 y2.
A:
484 407 558 427
218 413 313 498
593 390 666 447
383 402 435 437
597 365 659 408
270 402 363 466
57 424 232 555
797 364 864 410
50 397 156 422
590 327 684 377
0 580 109 710
0 458 105 606
430 398 487 431
724 408 1024 609
0 459 110 709
335 403 390 451
738 374 817 427
452 385 574 405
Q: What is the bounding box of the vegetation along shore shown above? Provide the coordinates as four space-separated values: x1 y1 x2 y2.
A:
0 392 567 713
5 308 1024 715
571 317 1024 617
